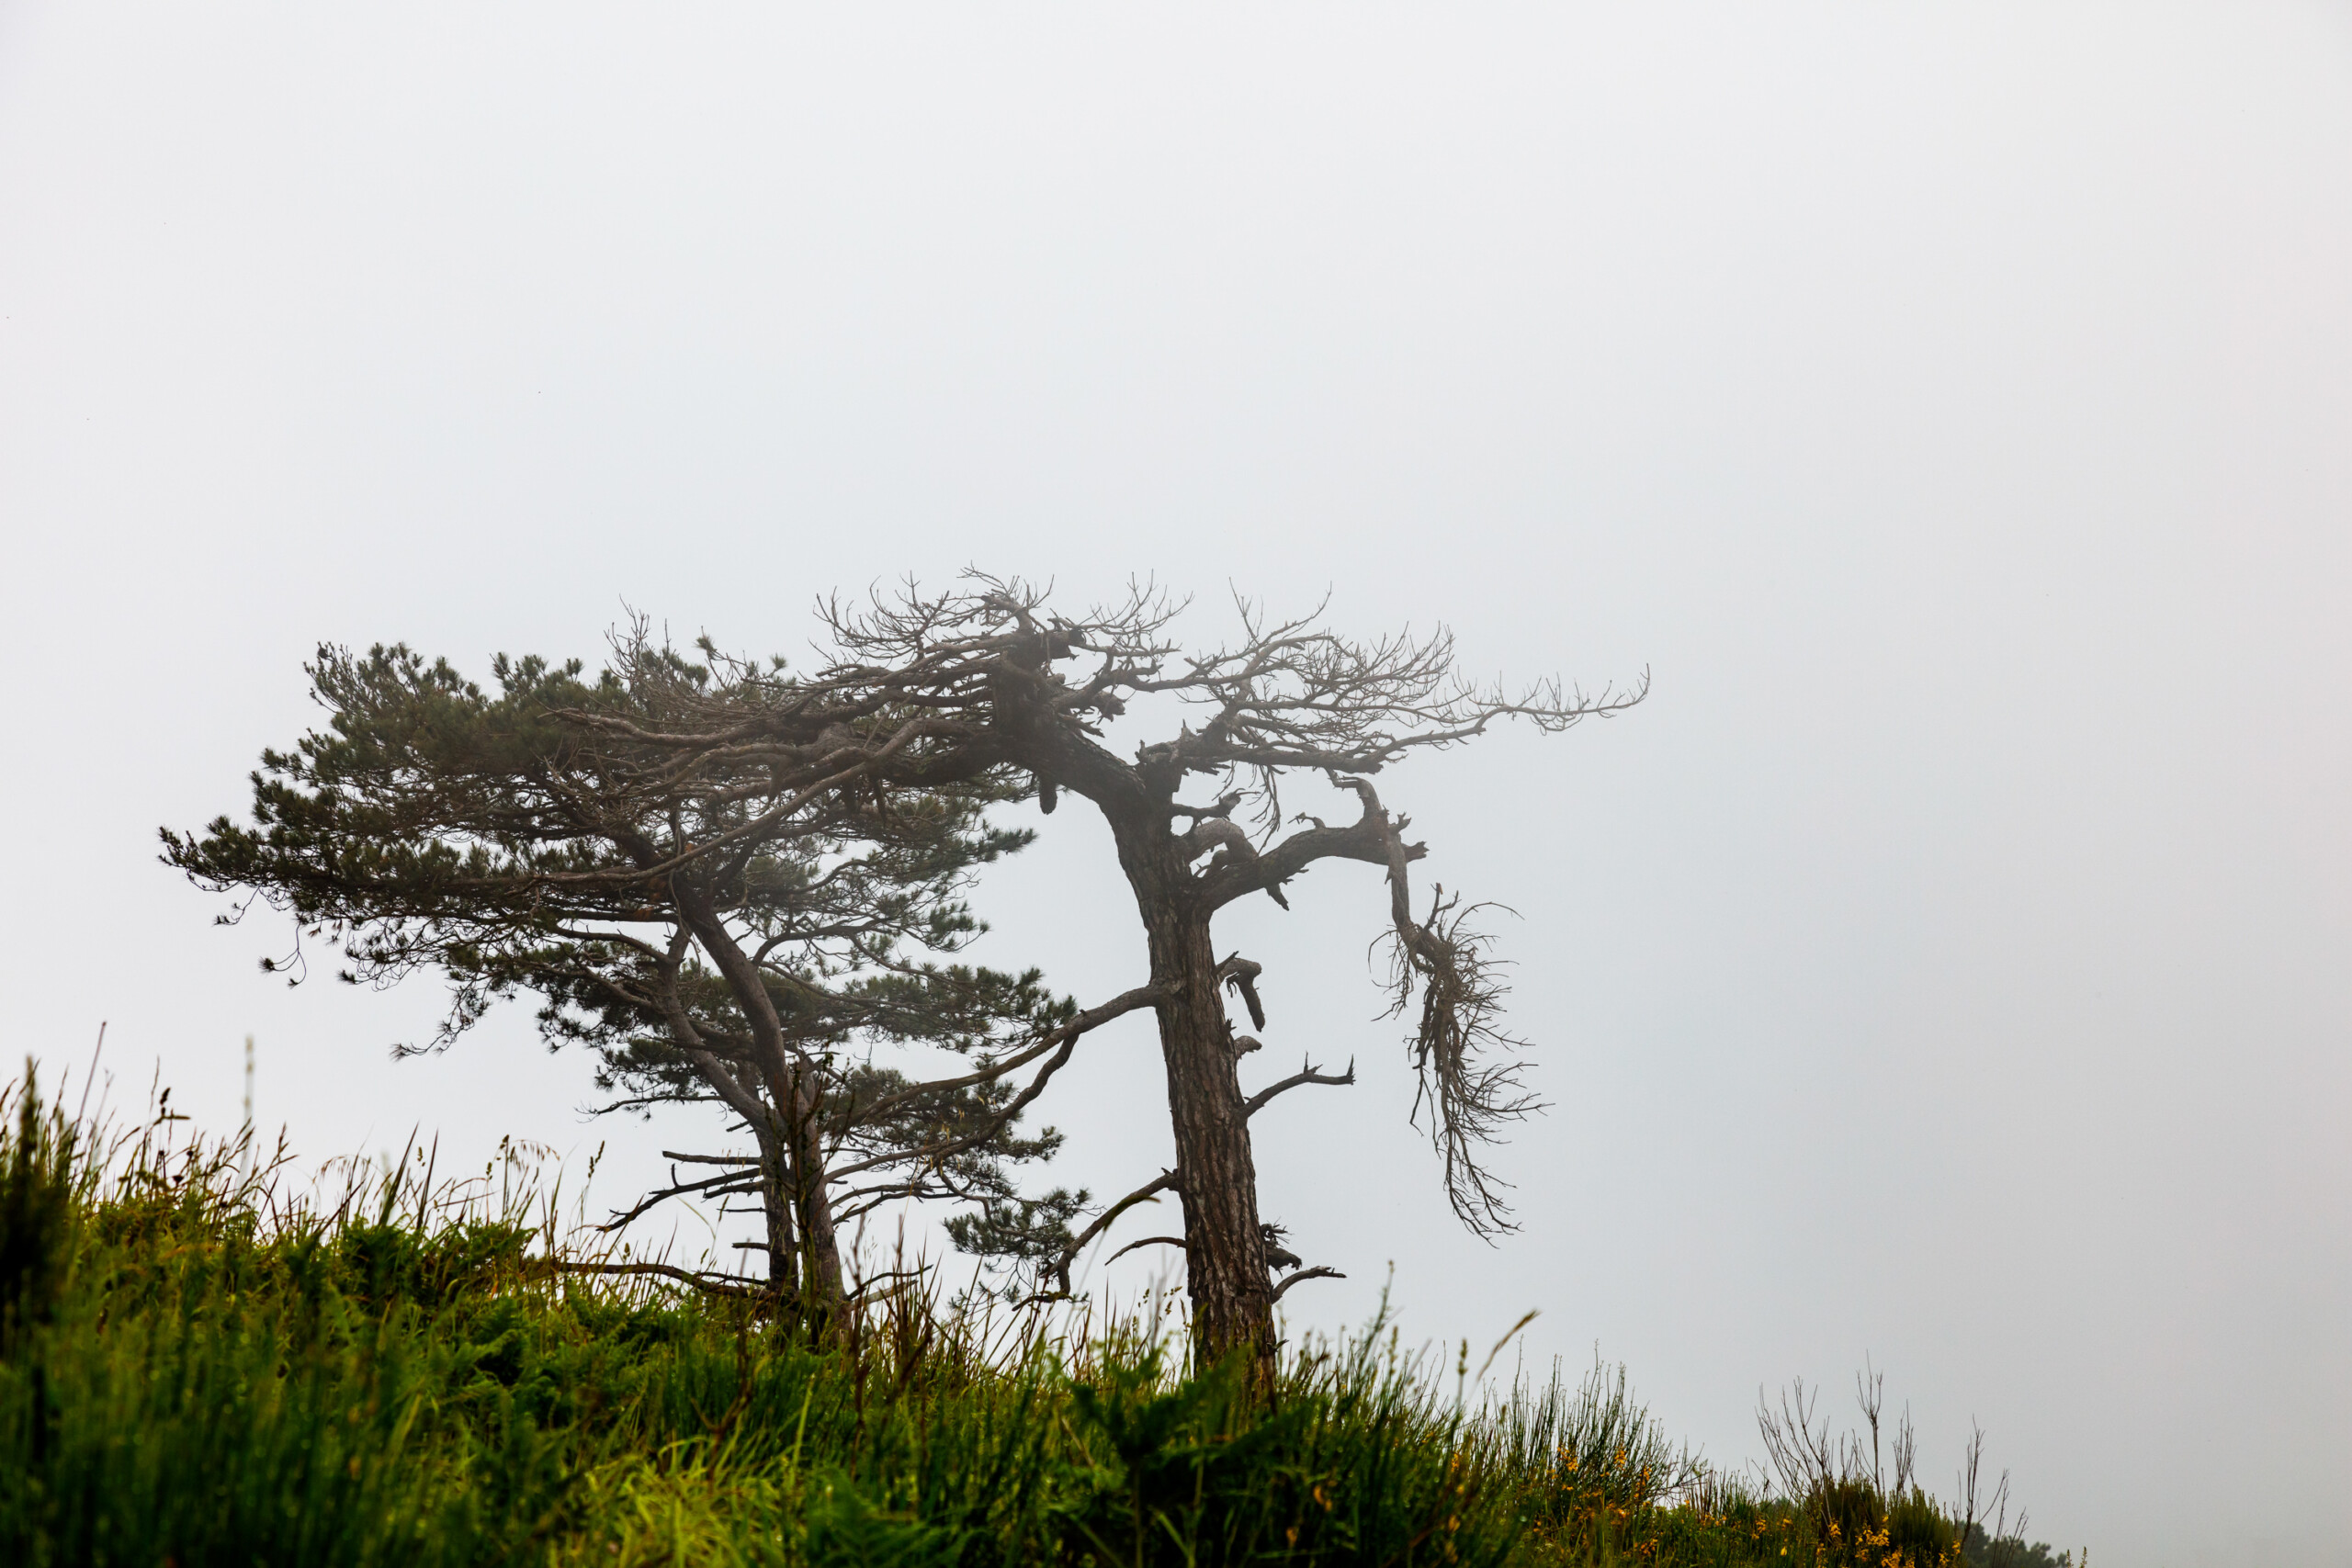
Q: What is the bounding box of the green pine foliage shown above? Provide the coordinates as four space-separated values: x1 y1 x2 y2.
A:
0 1070 2066 1567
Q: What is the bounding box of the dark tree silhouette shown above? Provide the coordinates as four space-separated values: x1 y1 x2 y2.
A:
162 638 1136 1311
560 577 1641 1357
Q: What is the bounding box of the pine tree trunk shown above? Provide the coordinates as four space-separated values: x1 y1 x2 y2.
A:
756 1060 845 1319
788 1084 845 1310
1118 827 1273 1361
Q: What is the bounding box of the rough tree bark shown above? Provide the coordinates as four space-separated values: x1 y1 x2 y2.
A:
1125 824 1273 1353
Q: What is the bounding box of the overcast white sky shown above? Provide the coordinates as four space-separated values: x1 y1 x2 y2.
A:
4 4 2348 1562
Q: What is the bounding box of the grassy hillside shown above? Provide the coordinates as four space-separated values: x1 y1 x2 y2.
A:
0 1068 2066 1567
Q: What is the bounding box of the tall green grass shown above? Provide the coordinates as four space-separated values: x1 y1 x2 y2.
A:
0 1065 2065 1567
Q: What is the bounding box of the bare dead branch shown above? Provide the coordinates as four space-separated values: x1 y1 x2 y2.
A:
597 1165 765 1232
1245 1056 1356 1118
1217 953 1267 1031
1103 1234 1188 1265
540 1259 769 1299
843 981 1161 1134
1270 1265 1345 1303
1032 1168 1180 1300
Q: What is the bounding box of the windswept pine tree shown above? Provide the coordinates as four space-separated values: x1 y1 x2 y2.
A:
163 635 1124 1311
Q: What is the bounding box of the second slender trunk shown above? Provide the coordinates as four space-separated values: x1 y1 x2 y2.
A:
761 1058 844 1316
752 1123 797 1295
